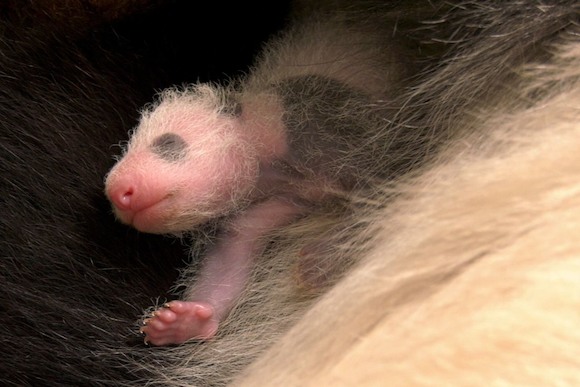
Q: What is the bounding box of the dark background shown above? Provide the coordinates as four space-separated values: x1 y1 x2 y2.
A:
0 1 291 385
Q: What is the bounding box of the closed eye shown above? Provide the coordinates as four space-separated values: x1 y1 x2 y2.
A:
151 132 188 162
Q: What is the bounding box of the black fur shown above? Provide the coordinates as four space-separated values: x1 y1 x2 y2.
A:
0 1 290 385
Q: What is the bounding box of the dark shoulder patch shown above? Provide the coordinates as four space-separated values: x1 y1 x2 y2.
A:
276 74 370 138
273 74 375 186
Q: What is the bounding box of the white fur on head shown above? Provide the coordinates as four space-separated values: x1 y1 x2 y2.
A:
105 84 260 234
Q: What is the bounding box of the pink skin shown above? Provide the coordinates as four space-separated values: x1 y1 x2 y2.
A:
105 91 310 345
139 198 302 346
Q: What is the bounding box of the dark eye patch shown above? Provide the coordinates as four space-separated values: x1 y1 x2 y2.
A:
151 133 188 161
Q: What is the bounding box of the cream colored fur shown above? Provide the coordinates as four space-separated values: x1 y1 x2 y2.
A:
234 38 580 387
123 3 580 386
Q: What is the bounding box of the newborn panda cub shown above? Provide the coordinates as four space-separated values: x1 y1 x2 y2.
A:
104 76 374 346
104 10 400 345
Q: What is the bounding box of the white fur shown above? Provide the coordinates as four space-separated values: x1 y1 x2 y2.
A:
234 40 580 386
118 3 580 385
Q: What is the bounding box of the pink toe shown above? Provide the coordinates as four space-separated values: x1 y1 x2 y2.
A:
156 308 177 323
166 300 186 312
194 304 214 319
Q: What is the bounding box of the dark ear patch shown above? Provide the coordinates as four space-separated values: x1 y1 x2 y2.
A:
221 93 242 117
151 133 188 161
